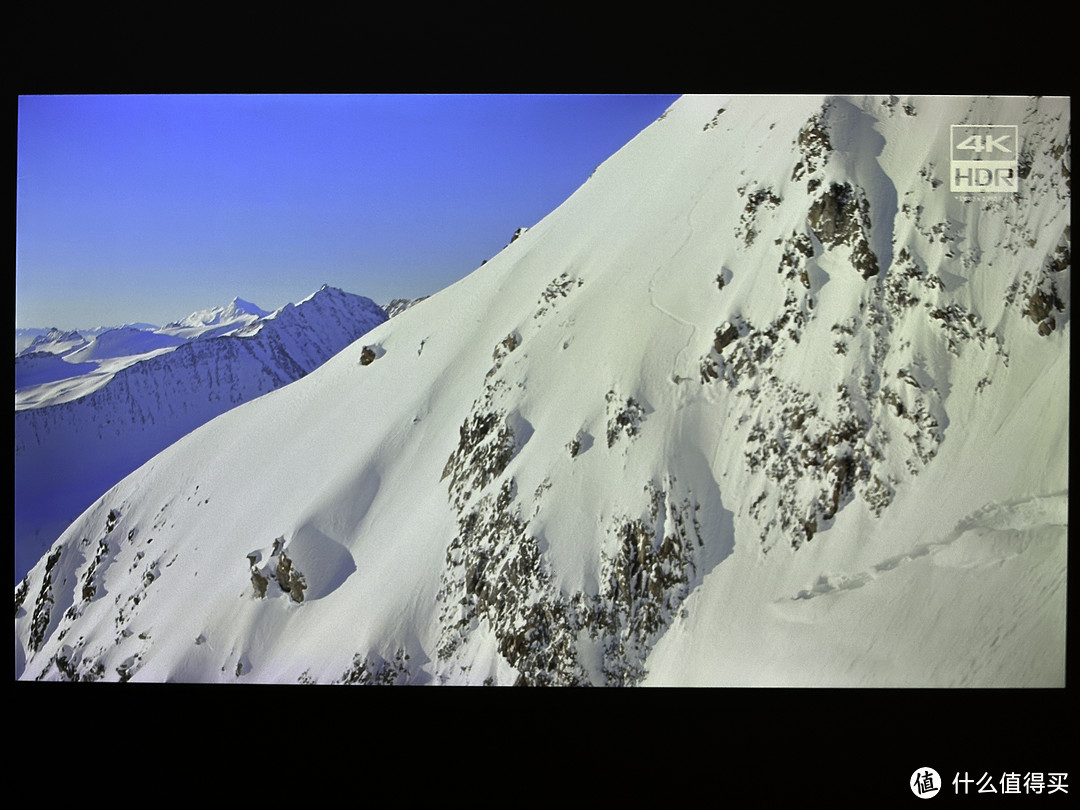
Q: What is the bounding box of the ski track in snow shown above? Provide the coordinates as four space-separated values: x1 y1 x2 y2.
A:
646 190 701 384
786 490 1067 602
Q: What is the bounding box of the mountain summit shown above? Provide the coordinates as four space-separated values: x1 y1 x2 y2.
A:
169 296 270 330
15 95 1069 686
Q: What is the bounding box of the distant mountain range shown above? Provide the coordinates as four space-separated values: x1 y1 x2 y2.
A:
14 285 388 583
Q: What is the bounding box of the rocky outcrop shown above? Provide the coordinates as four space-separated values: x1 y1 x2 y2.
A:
335 649 413 685
808 182 879 279
248 538 307 603
791 109 831 190
605 390 647 448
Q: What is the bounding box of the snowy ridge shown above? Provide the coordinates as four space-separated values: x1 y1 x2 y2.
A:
15 351 100 390
17 298 273 404
62 328 188 364
168 296 269 329
14 95 1069 686
16 328 89 358
14 287 388 584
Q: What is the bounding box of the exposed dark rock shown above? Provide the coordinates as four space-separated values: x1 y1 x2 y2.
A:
778 232 815 286
116 656 138 682
81 539 109 601
54 646 80 681
487 332 522 378
29 548 63 653
534 273 583 319
442 408 518 511
925 302 1002 356
1023 285 1065 335
605 390 647 448
15 577 28 618
713 322 739 354
247 557 268 600
437 476 588 686
337 648 413 685
808 183 879 279
703 108 726 131
792 109 832 184
247 542 305 602
382 297 429 318
275 551 306 602
595 482 705 685
1047 240 1070 273
437 468 708 686
737 186 782 246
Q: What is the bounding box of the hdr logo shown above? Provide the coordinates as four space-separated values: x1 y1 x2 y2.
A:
950 124 1019 192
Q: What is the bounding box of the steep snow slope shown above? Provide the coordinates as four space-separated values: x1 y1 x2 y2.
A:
13 286 387 584
15 95 1068 686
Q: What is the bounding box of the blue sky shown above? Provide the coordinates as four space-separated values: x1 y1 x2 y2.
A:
15 93 681 329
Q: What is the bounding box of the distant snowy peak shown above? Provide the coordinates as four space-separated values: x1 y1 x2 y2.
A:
248 286 387 334
170 297 270 329
18 328 87 357
292 284 372 312
42 327 84 343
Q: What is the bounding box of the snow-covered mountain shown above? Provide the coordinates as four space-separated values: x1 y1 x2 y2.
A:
15 300 274 402
158 297 271 341
61 328 188 364
14 286 388 584
16 324 162 358
16 328 91 358
15 298 275 398
15 94 1069 686
168 296 269 329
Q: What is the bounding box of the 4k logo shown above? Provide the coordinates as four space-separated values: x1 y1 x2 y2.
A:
955 133 1014 154
951 125 1019 192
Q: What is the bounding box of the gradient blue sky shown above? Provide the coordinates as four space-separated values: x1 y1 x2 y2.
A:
15 93 681 329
